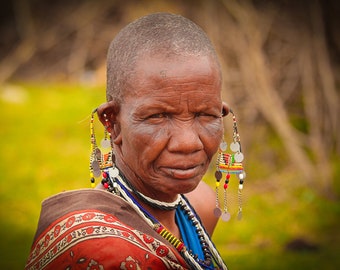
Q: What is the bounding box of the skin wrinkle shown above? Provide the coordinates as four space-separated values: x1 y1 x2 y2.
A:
130 52 219 90
131 88 221 117
127 93 222 155
110 54 223 203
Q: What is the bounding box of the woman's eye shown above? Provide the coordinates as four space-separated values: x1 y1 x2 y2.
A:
148 113 168 119
195 112 217 118
143 113 169 124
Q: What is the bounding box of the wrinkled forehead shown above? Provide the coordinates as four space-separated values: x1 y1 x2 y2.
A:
123 52 221 97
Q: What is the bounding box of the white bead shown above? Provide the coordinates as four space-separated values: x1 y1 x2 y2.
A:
238 171 246 180
110 167 119 177
239 184 243 190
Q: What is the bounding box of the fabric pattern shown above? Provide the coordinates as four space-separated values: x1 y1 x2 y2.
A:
25 189 188 270
25 209 187 269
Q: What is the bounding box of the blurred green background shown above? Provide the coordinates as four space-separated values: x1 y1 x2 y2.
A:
1 0 339 269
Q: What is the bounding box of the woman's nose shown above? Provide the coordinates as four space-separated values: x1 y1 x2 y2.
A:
167 122 204 154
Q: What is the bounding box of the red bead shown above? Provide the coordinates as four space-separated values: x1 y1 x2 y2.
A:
226 173 231 179
177 242 185 252
102 172 108 178
155 225 163 233
224 183 228 189
103 182 109 189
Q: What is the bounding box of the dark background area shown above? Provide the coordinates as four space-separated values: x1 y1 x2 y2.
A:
0 0 339 269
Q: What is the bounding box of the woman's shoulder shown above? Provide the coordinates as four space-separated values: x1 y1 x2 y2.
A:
26 203 187 270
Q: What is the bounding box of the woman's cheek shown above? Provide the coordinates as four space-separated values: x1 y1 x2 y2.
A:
200 121 223 153
200 119 223 138
129 123 169 152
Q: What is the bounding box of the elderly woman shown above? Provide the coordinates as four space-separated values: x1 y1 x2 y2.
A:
25 13 239 270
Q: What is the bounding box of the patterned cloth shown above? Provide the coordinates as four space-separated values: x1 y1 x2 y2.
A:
25 189 188 270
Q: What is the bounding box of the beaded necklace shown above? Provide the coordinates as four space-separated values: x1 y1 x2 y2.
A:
117 171 181 211
101 166 228 270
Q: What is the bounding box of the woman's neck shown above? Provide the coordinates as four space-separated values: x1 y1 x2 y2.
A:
113 160 182 238
115 159 179 203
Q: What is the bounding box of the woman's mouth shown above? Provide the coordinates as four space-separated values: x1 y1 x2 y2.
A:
160 165 202 180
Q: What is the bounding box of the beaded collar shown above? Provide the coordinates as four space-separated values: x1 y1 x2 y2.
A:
112 168 181 211
101 166 228 270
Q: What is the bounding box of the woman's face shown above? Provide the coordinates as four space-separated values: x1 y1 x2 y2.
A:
113 54 224 201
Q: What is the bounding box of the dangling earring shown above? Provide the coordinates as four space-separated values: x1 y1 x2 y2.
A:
89 109 115 188
89 109 100 187
214 109 246 221
230 109 246 220
101 113 115 168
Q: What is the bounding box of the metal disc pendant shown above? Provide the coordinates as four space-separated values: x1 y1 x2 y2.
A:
91 160 101 177
101 138 111 148
220 141 227 151
213 207 222 218
215 170 222 181
234 152 244 162
94 148 101 159
221 212 231 222
230 142 240 152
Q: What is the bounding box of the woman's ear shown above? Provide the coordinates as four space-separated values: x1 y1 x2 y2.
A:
96 101 118 128
222 102 230 117
96 101 122 145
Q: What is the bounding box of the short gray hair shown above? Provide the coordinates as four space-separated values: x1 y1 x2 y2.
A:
106 12 220 102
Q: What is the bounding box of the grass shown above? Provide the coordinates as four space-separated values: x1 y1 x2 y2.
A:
0 82 339 269
0 82 103 269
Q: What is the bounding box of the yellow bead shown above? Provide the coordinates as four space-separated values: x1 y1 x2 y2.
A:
91 183 95 188
216 182 220 187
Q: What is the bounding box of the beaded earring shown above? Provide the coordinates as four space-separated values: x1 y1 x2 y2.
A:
89 109 115 188
214 109 246 221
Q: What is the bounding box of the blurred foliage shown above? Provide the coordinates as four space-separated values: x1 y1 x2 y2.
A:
0 83 104 268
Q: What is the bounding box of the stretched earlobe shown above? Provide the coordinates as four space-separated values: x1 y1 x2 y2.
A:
111 124 122 145
222 102 230 117
96 101 122 145
97 101 119 127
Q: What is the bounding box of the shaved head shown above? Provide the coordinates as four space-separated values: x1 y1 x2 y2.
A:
106 12 221 103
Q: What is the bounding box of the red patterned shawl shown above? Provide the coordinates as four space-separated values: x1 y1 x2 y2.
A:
25 189 189 269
